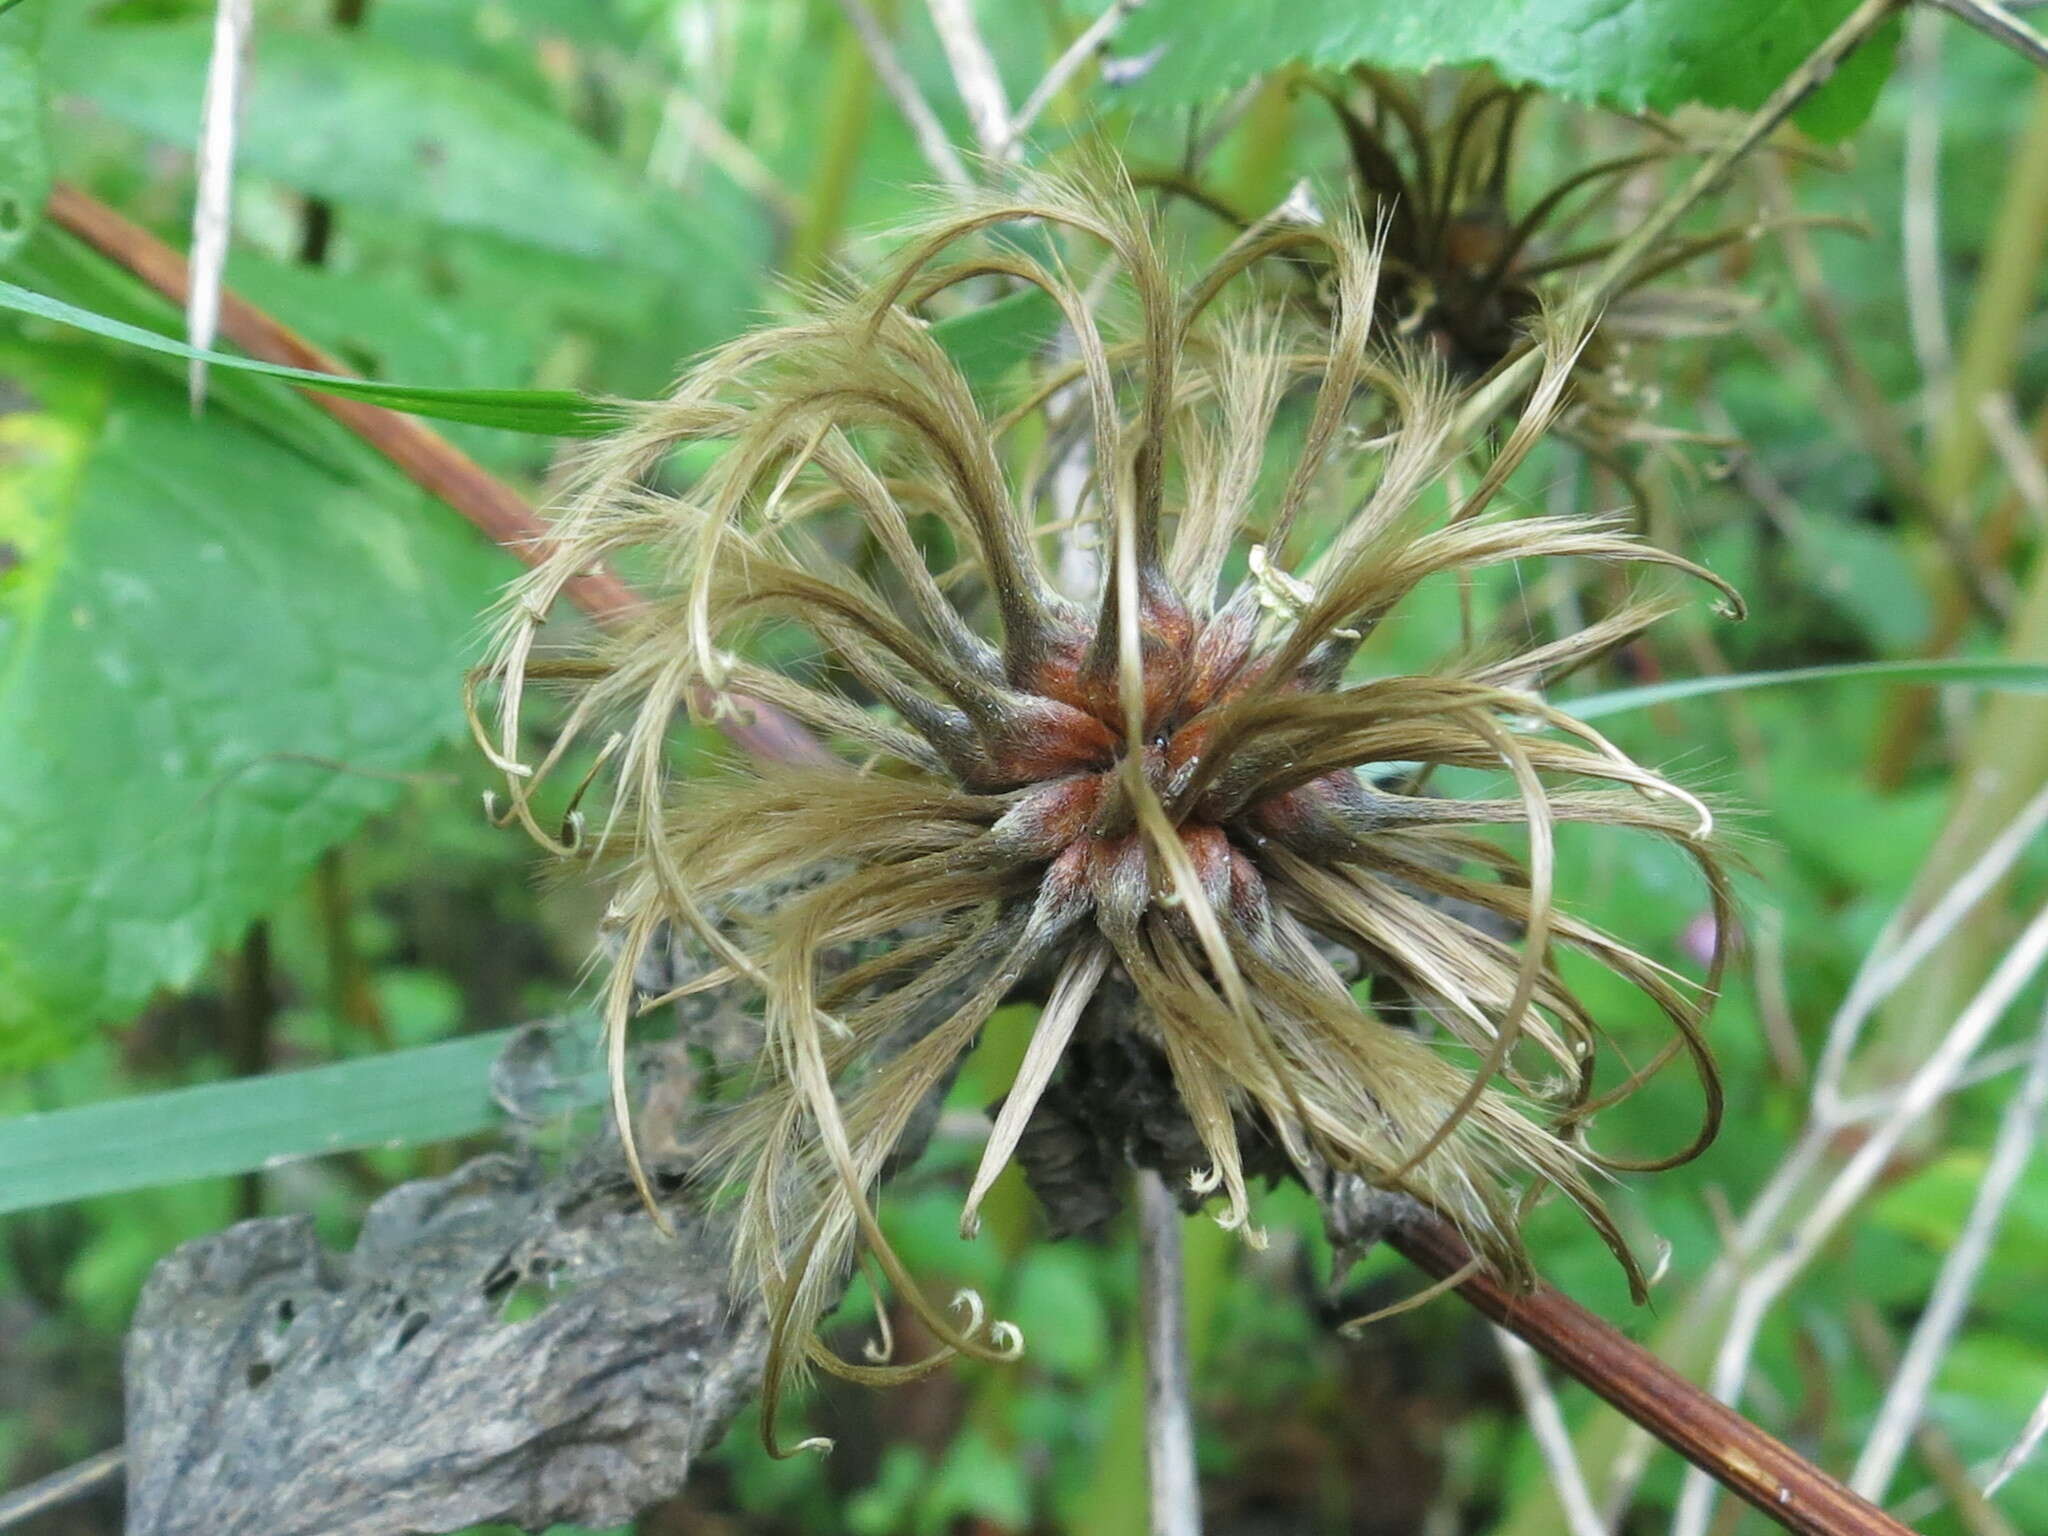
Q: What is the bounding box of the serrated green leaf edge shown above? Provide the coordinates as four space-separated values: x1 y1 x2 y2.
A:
1111 0 1896 144
1566 659 2048 721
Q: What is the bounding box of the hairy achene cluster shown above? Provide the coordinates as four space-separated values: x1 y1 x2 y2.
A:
475 170 1739 1452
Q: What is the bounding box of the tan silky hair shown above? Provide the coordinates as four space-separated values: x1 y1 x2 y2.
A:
474 168 1739 1453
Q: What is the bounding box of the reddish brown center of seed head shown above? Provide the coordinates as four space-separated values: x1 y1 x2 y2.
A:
988 595 1361 929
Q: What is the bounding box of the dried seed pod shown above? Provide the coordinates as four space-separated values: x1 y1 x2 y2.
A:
475 168 1738 1452
1143 71 1826 472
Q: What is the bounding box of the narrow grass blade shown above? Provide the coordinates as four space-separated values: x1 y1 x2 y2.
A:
0 277 616 434
0 1026 602 1214
1566 659 2048 721
0 279 1060 434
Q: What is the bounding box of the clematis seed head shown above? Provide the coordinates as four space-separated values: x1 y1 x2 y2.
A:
475 169 1738 1454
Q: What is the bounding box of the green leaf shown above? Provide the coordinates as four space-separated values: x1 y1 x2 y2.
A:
916 1429 1032 1536
1871 1151 2048 1254
222 247 551 470
0 275 614 436
929 287 1063 399
1785 513 1932 651
45 21 753 274
1114 0 1898 142
1009 1248 1110 1378
0 1028 591 1214
0 347 508 1063
0 0 49 264
1564 659 2048 721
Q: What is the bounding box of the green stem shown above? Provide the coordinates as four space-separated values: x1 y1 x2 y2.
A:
1877 558 2048 1085
1871 76 2048 786
1224 72 1298 216
786 7 879 281
225 921 278 1220
1931 78 2048 506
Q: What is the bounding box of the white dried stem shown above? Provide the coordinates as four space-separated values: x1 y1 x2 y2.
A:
1979 391 2048 533
1903 8 1954 435
1833 1037 2041 1123
1812 783 2048 1119
923 0 1009 157
1929 0 2048 70
1984 1381 2048 1496
650 89 802 221
1853 992 2048 1499
1604 790 2048 1526
1138 1170 1200 1536
834 0 972 190
999 0 1144 158
188 0 254 410
1495 1328 1608 1536
1671 898 2048 1536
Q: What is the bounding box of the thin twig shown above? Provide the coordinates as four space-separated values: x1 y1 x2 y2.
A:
1902 8 1954 435
1752 905 1810 1084
1846 1303 2021 1536
1978 391 2048 533
1494 1328 1608 1536
1853 992 2048 1499
1386 1214 1914 1536
1832 1036 2041 1122
998 0 1144 157
0 1449 125 1532
42 183 825 766
651 89 804 224
1984 1382 2048 1495
48 184 635 617
1815 783 2048 1115
923 0 1010 157
188 0 253 409
1758 161 2010 623
1674 899 2048 1536
1872 75 2048 789
833 0 973 189
1714 375 2010 623
1928 0 2048 68
1137 1171 1200 1536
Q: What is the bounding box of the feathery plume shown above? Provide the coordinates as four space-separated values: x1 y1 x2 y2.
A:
474 169 1740 1452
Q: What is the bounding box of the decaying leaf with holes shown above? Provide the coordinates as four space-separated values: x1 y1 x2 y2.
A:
474 170 1742 1453
123 1056 759 1536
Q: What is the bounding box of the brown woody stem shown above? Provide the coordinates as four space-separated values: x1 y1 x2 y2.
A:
43 182 825 767
1387 1213 1916 1536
